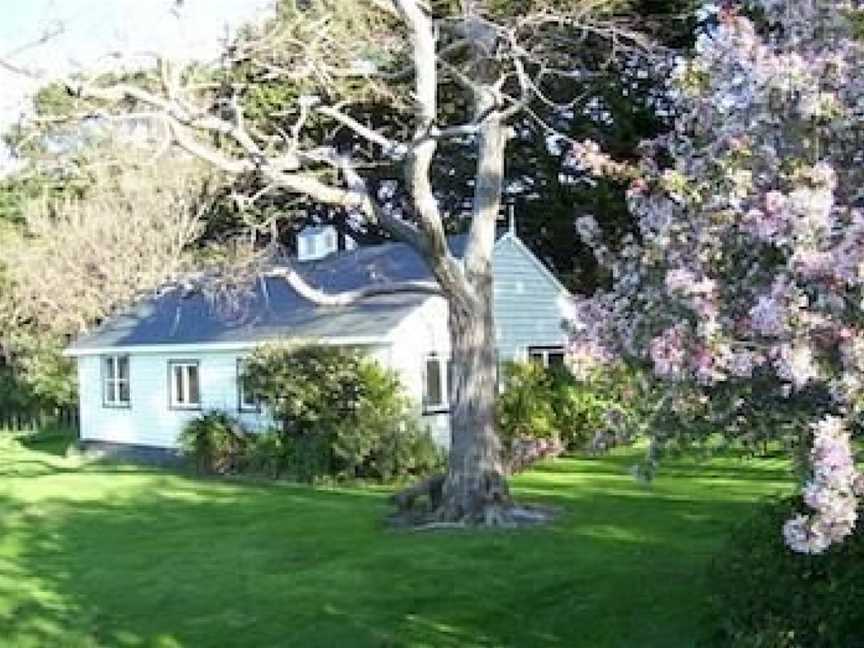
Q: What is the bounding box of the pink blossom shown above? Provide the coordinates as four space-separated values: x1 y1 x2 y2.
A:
649 325 688 380
785 416 861 554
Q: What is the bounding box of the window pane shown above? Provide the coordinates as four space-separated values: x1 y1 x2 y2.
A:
529 352 544 365
104 357 116 381
187 366 200 405
425 358 442 407
549 352 565 368
174 365 185 404
118 381 130 403
104 379 115 404
118 356 130 381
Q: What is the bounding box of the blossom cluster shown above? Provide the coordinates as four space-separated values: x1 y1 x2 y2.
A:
568 0 864 552
783 417 864 554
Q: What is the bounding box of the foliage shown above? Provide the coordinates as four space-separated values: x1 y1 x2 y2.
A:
570 0 864 552
555 363 659 453
496 362 559 448
706 495 864 647
496 361 656 463
178 411 250 475
243 344 367 438
0 153 217 410
242 344 443 482
332 361 444 481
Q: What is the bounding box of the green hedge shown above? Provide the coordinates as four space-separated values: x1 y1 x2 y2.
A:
705 496 864 647
180 344 444 483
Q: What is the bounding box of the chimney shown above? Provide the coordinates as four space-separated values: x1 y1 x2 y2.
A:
297 225 338 262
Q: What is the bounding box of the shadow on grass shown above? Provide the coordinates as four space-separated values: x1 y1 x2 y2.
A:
0 439 793 647
17 426 78 458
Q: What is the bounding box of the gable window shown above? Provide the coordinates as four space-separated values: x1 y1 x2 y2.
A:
236 359 260 412
528 346 566 369
103 355 130 407
423 353 450 414
168 360 201 409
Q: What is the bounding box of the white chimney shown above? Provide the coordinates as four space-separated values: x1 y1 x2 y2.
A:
297 225 338 262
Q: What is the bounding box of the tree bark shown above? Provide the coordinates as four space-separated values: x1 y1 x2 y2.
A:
436 93 512 524
439 286 511 523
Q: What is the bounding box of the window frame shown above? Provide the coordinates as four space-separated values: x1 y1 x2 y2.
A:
167 360 202 411
527 346 566 369
101 354 131 408
422 353 450 415
236 358 260 413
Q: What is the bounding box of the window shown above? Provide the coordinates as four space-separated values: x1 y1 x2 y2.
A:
423 353 450 413
528 346 566 369
168 360 201 409
236 359 259 412
103 355 130 407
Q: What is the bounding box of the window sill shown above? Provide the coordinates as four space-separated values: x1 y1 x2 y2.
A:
102 402 131 409
238 407 261 414
422 406 449 416
169 405 203 412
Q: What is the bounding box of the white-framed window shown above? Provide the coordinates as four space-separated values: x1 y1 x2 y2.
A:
423 353 450 414
102 355 130 407
236 358 259 412
528 346 566 369
168 360 201 409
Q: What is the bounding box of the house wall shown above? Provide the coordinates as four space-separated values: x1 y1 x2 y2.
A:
75 234 573 452
77 345 389 448
492 234 573 360
386 296 451 448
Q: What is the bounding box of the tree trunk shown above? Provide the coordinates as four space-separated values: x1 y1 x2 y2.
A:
438 285 511 523
435 95 512 524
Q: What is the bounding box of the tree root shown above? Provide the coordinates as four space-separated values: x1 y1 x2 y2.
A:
389 472 557 530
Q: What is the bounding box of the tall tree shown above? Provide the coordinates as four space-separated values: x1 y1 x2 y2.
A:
571 0 864 552
34 0 642 523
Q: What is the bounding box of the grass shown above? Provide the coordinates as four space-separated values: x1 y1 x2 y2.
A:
0 429 793 648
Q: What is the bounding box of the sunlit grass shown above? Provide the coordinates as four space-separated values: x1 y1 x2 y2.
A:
0 430 792 647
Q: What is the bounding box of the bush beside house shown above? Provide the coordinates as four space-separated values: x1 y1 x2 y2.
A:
495 361 653 472
179 344 443 483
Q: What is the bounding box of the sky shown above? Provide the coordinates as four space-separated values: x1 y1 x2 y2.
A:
0 0 273 165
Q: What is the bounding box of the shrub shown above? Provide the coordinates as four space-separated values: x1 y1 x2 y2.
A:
496 361 653 468
554 364 657 453
242 343 444 483
244 344 364 438
705 496 864 648
178 411 250 474
496 361 558 447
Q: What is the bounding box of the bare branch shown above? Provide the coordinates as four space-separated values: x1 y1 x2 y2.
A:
393 0 464 294
316 104 407 158
0 22 65 79
265 264 441 306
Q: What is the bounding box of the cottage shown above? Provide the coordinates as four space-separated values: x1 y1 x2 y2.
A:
65 226 574 450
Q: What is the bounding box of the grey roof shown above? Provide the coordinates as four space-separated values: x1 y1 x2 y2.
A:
70 236 471 351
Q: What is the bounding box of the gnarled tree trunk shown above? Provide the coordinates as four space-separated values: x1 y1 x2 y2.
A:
440 283 511 523
436 93 512 524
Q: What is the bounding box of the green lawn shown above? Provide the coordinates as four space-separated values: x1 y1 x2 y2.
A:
0 430 792 648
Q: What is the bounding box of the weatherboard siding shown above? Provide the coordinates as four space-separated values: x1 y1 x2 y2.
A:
78 350 268 448
74 234 573 451
492 235 572 360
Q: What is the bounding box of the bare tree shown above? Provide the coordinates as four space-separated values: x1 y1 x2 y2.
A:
43 0 640 524
1 155 212 338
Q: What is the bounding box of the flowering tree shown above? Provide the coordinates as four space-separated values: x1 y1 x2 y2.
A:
570 0 864 553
